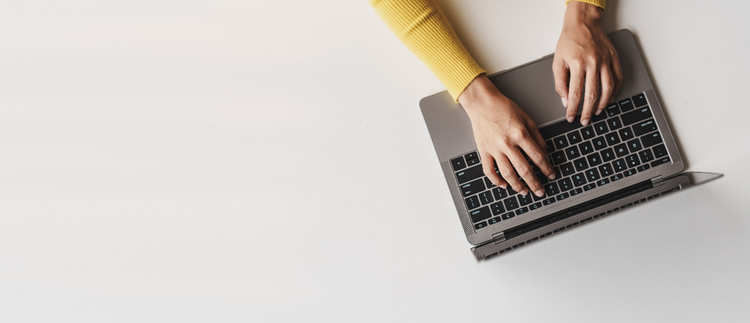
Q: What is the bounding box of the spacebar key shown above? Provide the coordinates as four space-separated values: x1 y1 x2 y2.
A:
456 164 484 184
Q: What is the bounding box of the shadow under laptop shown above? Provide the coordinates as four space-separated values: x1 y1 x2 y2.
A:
474 171 723 261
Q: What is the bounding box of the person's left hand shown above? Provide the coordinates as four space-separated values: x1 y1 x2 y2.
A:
553 1 623 126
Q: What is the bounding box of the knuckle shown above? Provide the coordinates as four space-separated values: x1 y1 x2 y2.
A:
517 167 533 178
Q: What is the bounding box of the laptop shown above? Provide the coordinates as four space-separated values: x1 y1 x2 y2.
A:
419 29 721 261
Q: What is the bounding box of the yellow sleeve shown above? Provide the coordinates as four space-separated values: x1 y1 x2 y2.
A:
369 0 486 101
566 0 607 9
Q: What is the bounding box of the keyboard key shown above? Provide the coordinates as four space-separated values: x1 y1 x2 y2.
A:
529 202 543 210
567 130 583 145
651 156 671 167
515 207 529 216
652 144 668 158
581 126 596 140
601 148 616 162
585 168 601 182
565 146 581 160
621 106 653 126
583 183 597 191
573 157 589 172
501 212 516 220
599 163 614 177
479 191 494 205
470 207 491 223
632 93 648 107
618 127 635 141
637 164 651 172
610 173 623 182
639 150 655 163
461 179 486 197
614 143 629 157
612 158 627 172
587 152 603 166
605 132 621 146
551 151 567 165
597 178 610 186
456 165 484 184
605 103 620 117
607 116 623 130
627 138 643 153
465 196 481 210
465 152 478 160
625 154 641 167
467 158 480 166
594 121 610 136
572 173 587 186
591 110 608 123
545 140 555 153
474 221 488 230
592 137 608 150
544 182 560 196
518 194 533 206
451 156 466 171
559 177 574 191
492 187 508 200
535 172 549 185
570 188 584 196
507 186 518 196
579 141 594 155
633 119 658 136
623 169 637 177
539 119 583 139
559 162 576 177
484 177 496 188
641 131 663 148
554 135 569 150
504 196 520 211
556 192 570 201
543 197 556 205
489 217 502 225
619 98 634 112
490 202 505 215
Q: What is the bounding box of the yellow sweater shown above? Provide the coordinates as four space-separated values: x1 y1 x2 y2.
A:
370 0 606 100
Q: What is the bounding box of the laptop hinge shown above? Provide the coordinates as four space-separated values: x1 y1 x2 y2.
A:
492 232 506 244
651 175 664 187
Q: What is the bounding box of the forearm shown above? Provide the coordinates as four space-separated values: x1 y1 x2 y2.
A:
369 0 485 100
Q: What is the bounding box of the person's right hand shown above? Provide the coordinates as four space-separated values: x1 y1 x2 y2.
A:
458 75 557 198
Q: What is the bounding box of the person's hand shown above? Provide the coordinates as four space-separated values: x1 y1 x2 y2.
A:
553 1 623 126
459 75 556 197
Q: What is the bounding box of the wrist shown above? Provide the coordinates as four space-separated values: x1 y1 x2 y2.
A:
565 1 603 26
458 74 505 114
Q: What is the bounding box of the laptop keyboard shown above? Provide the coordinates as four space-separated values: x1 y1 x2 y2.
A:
450 92 672 231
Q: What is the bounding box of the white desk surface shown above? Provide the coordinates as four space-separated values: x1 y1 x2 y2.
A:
1 1 749 322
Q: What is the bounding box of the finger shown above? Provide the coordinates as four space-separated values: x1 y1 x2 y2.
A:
525 118 556 180
505 146 544 197
479 151 507 188
494 154 528 196
552 58 570 109
566 64 585 124
598 65 615 113
610 50 624 98
580 67 600 126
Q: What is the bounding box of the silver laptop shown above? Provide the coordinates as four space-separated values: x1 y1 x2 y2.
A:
420 29 721 261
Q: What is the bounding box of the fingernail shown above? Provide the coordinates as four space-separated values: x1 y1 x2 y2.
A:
548 174 556 180
561 97 567 108
567 116 574 123
499 184 507 189
595 109 602 116
581 119 589 126
535 189 545 197
519 189 528 196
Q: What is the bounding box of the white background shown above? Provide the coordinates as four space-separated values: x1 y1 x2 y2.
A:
1 0 749 322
